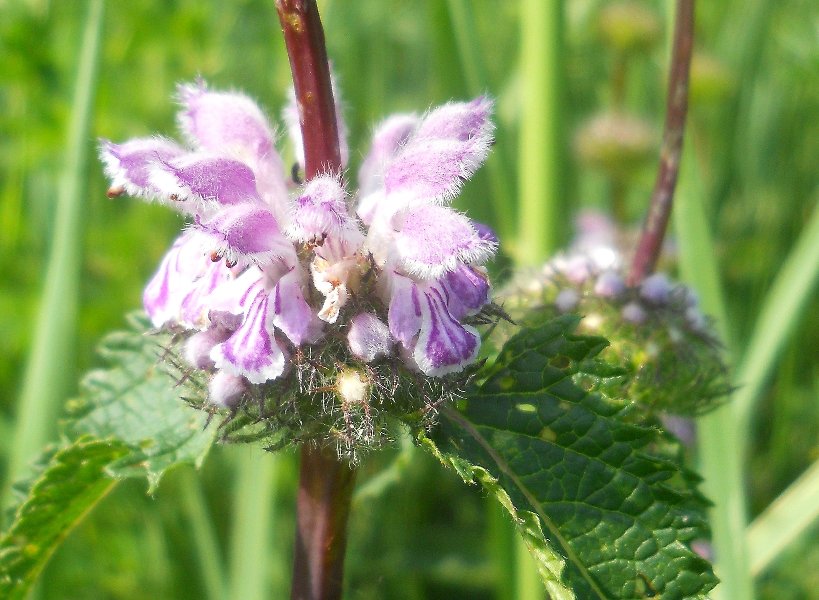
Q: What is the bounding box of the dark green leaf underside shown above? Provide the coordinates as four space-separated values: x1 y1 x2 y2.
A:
425 316 717 599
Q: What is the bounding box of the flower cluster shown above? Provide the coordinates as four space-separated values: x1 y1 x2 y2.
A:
497 211 729 416
101 80 497 413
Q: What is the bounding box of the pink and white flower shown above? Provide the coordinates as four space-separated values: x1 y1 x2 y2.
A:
101 79 498 403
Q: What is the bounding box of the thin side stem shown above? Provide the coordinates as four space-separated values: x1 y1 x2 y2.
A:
291 445 356 600
627 0 694 286
274 4 354 599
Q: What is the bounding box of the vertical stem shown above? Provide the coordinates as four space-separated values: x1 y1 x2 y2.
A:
291 446 356 600
276 0 341 179
274 3 355 599
517 0 565 265
627 0 695 286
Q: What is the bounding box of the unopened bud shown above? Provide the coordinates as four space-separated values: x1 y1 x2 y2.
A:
599 1 662 55
574 112 657 179
336 368 370 405
209 371 246 408
347 313 394 363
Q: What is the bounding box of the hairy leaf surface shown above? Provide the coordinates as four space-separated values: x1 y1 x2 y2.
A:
65 312 216 491
424 316 717 599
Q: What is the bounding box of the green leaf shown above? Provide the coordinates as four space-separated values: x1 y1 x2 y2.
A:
423 316 717 599
65 312 217 492
0 438 127 600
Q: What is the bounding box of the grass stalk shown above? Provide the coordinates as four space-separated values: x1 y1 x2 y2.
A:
733 205 819 454
228 448 279 600
674 146 752 600
516 0 565 265
179 469 228 600
747 458 819 576
5 0 104 492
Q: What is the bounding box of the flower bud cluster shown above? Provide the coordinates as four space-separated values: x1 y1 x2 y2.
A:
498 213 729 416
100 80 498 456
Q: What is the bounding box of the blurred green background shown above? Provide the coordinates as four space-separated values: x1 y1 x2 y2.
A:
0 0 816 598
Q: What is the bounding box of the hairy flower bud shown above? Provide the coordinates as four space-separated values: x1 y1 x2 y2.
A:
498 215 730 417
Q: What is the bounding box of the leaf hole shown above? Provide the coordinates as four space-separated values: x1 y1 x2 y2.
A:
549 355 571 369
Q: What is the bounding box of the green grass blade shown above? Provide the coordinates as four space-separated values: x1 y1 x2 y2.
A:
516 0 566 265
6 0 104 492
179 469 228 600
748 458 819 576
509 3 568 596
674 146 753 600
734 203 819 447
228 447 279 600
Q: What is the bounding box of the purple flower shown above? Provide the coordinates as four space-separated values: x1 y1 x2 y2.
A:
101 79 498 403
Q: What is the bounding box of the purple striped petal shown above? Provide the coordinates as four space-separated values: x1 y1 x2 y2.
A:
149 154 261 207
413 282 480 376
210 287 287 384
270 269 323 346
196 204 294 265
442 265 490 319
177 259 236 329
391 205 497 279
347 313 394 363
100 137 185 199
143 232 211 328
387 273 422 347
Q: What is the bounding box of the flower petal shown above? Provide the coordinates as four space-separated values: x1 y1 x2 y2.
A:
347 313 394 362
149 154 261 207
196 204 294 265
270 269 323 346
177 80 278 165
287 174 354 242
387 273 422 347
442 265 490 319
100 137 186 199
143 231 211 328
414 96 494 143
210 287 287 384
382 97 494 205
413 283 480 376
208 371 247 408
391 204 497 279
358 113 418 195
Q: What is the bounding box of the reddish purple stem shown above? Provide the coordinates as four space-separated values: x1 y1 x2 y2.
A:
275 3 354 600
627 0 695 286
